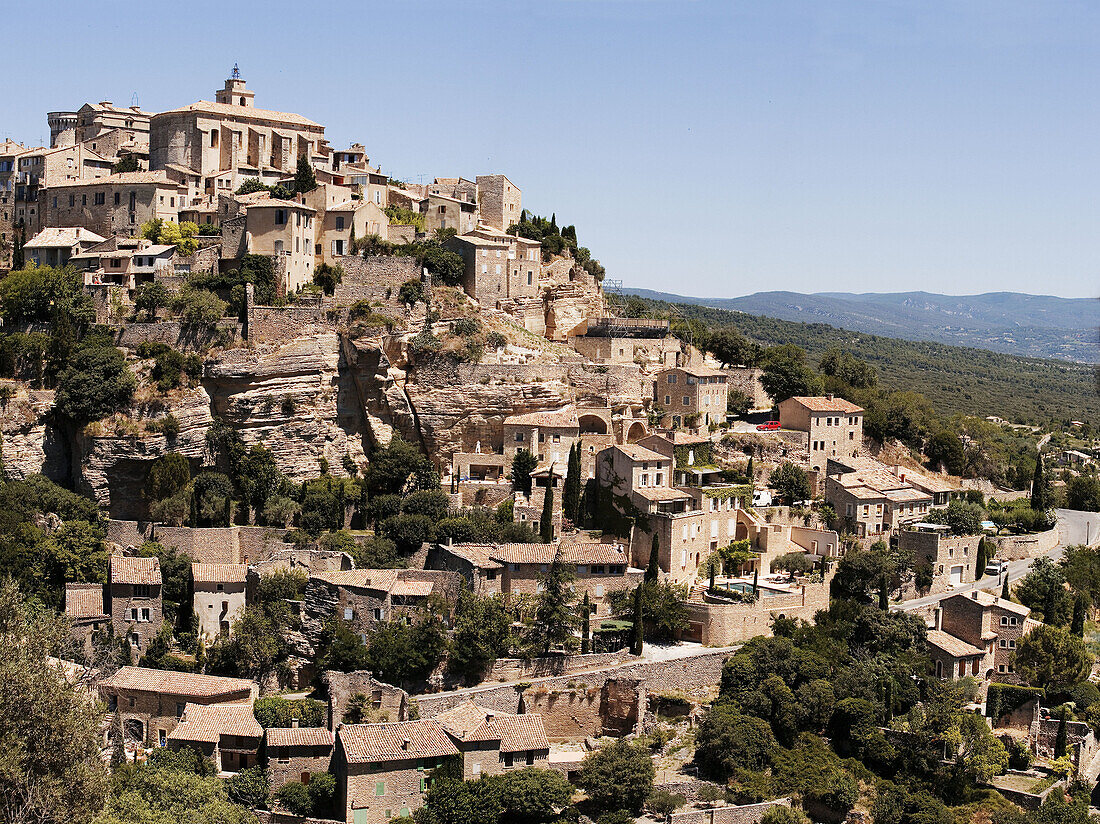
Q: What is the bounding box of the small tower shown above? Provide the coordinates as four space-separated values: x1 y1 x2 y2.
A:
216 64 255 107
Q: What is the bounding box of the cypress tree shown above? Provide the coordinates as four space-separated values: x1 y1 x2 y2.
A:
1031 452 1052 512
975 539 988 578
12 224 24 270
752 568 759 596
879 574 889 610
1072 591 1088 637
1054 708 1068 758
539 482 555 543
581 592 591 654
884 679 894 724
563 443 581 523
1001 575 1011 601
645 533 661 583
746 455 754 482
709 562 716 593
295 154 317 193
110 709 126 767
630 584 644 655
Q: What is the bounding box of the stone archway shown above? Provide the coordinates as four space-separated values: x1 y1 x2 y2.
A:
579 414 608 435
626 421 647 443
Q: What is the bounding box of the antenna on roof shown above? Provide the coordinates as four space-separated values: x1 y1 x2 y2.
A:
232 63 241 80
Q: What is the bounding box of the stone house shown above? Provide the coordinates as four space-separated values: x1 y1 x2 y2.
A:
926 628 987 681
0 139 28 267
65 582 109 658
13 143 114 234
898 525 980 591
334 719 461 824
423 192 478 235
433 700 550 779
474 174 521 231
22 226 105 268
824 457 933 538
42 171 189 238
570 317 682 368
71 101 153 146
108 554 163 655
98 666 257 748
445 225 541 307
167 701 263 775
778 395 864 473
934 590 1035 680
318 198 388 262
71 236 176 290
502 406 580 465
654 365 729 429
221 192 316 294
325 670 409 728
264 725 334 790
891 464 960 507
149 73 328 193
191 563 248 643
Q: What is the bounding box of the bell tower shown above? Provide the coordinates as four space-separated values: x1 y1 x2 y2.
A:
215 64 255 107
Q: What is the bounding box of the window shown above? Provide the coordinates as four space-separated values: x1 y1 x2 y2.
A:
133 584 149 597
130 632 140 648
682 396 690 405
515 433 524 442
375 781 385 797
503 752 514 768
140 608 150 622
335 216 345 231
668 374 677 384
640 474 648 486
275 209 287 225
344 607 353 620
108 695 117 712
81 194 87 205
130 608 138 621
159 729 167 747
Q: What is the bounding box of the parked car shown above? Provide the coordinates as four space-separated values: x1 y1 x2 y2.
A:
984 560 1007 577
756 420 781 431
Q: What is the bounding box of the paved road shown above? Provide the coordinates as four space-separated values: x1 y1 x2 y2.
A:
895 508 1100 612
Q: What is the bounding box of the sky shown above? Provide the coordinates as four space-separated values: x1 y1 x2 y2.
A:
6 0 1100 299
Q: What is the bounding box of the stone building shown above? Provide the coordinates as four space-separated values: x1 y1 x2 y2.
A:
71 235 177 290
898 525 980 591
934 590 1034 680
724 366 772 411
264 725 334 790
502 406 579 465
474 174 521 231
316 197 388 263
324 670 409 728
149 72 329 193
71 101 153 146
65 582 109 658
654 364 729 429
191 563 248 643
569 317 681 368
423 192 478 235
445 225 541 307
42 172 188 238
220 192 316 294
108 554 163 655
23 226 106 268
167 701 263 774
824 457 933 537
13 143 114 234
334 719 460 824
0 139 28 267
98 666 257 748
777 395 864 473
434 700 550 779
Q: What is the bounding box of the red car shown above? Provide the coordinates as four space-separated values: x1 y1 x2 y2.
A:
756 420 781 431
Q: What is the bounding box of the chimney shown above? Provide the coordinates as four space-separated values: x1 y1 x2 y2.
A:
291 718 299 728
934 606 943 631
972 590 978 600
401 737 410 750
485 712 495 721
826 393 834 401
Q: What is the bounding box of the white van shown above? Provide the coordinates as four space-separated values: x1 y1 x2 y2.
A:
752 490 772 507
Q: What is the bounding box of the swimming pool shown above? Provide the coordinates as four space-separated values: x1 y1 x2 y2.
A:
715 582 787 597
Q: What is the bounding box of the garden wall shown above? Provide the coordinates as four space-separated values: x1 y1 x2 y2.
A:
667 798 792 824
994 527 1059 561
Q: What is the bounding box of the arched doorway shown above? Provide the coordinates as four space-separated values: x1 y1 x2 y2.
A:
626 421 647 443
579 414 608 435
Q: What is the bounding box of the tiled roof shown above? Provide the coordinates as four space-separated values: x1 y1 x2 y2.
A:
667 364 727 378
947 591 1030 617
167 702 262 743
155 100 323 128
490 544 557 565
99 666 255 698
926 629 985 659
390 579 435 598
23 227 106 248
65 583 106 619
443 544 504 570
314 569 399 592
265 726 334 749
339 720 459 764
110 555 162 586
57 171 177 187
614 444 667 463
786 396 864 414
435 701 500 742
490 714 549 753
504 406 578 428
244 197 316 212
191 563 248 584
633 486 692 502
894 467 958 494
557 542 629 565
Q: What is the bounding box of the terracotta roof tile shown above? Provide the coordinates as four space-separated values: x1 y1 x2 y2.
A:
557 542 629 565
98 666 255 699
339 720 459 764
787 396 864 414
390 579 435 598
23 227 106 248
314 569 399 592
265 726 334 748
191 563 248 584
490 544 557 565
633 486 692 502
490 714 549 753
926 629 985 659
65 583 106 619
110 555 162 586
503 406 578 428
614 444 668 464
167 702 262 743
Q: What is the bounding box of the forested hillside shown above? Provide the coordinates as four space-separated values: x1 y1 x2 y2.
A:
622 296 1099 426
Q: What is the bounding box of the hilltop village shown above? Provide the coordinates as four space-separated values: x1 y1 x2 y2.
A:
3 72 1100 824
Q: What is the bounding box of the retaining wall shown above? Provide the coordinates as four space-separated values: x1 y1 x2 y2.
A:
994 528 1059 561
667 798 792 824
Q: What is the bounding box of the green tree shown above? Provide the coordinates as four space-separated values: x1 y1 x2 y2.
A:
706 326 761 368
818 348 877 389
1054 708 1068 758
1066 475 1100 511
146 453 191 505
576 740 655 813
761 808 811 824
133 281 169 320
695 701 777 779
511 449 537 497
496 767 573 824
0 579 107 823
538 484 554 542
768 462 811 504
630 583 644 655
1071 591 1088 637
759 345 823 403
364 436 438 497
447 591 511 680
527 561 578 655
580 591 591 654
925 430 966 475
772 552 814 580
1031 451 1054 512
225 765 270 809
1015 558 1072 625
975 538 988 577
362 615 447 686
294 155 317 194
252 697 326 729
1014 624 1093 691
54 341 136 424
562 443 582 524
645 533 661 583
236 177 268 195
172 287 227 326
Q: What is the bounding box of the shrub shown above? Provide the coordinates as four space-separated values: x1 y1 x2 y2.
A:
398 279 427 306
275 780 313 816
485 331 507 350
172 287 227 326
55 342 136 424
646 790 686 817
450 317 481 337
253 696 326 728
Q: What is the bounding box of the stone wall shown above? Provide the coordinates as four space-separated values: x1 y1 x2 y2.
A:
332 255 420 306
415 647 733 721
485 650 632 683
247 303 332 345
520 677 644 742
107 520 289 564
114 319 243 352
684 575 833 646
994 528 1059 561
324 670 408 728
0 385 67 483
668 799 792 824
724 367 772 410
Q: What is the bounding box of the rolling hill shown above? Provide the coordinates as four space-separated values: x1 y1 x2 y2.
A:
622 288 1098 363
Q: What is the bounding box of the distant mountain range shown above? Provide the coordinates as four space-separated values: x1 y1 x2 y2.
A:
621 289 1099 362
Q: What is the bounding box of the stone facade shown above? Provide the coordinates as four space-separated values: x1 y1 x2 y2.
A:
724 366 772 411
42 173 187 238
655 365 729 428
324 671 409 728
264 726 334 790
331 255 420 305
474 174 521 231
520 677 643 742
683 574 834 646
899 528 979 593
778 395 863 473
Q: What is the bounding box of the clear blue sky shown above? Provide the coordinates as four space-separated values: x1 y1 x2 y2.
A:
7 1 1099 298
